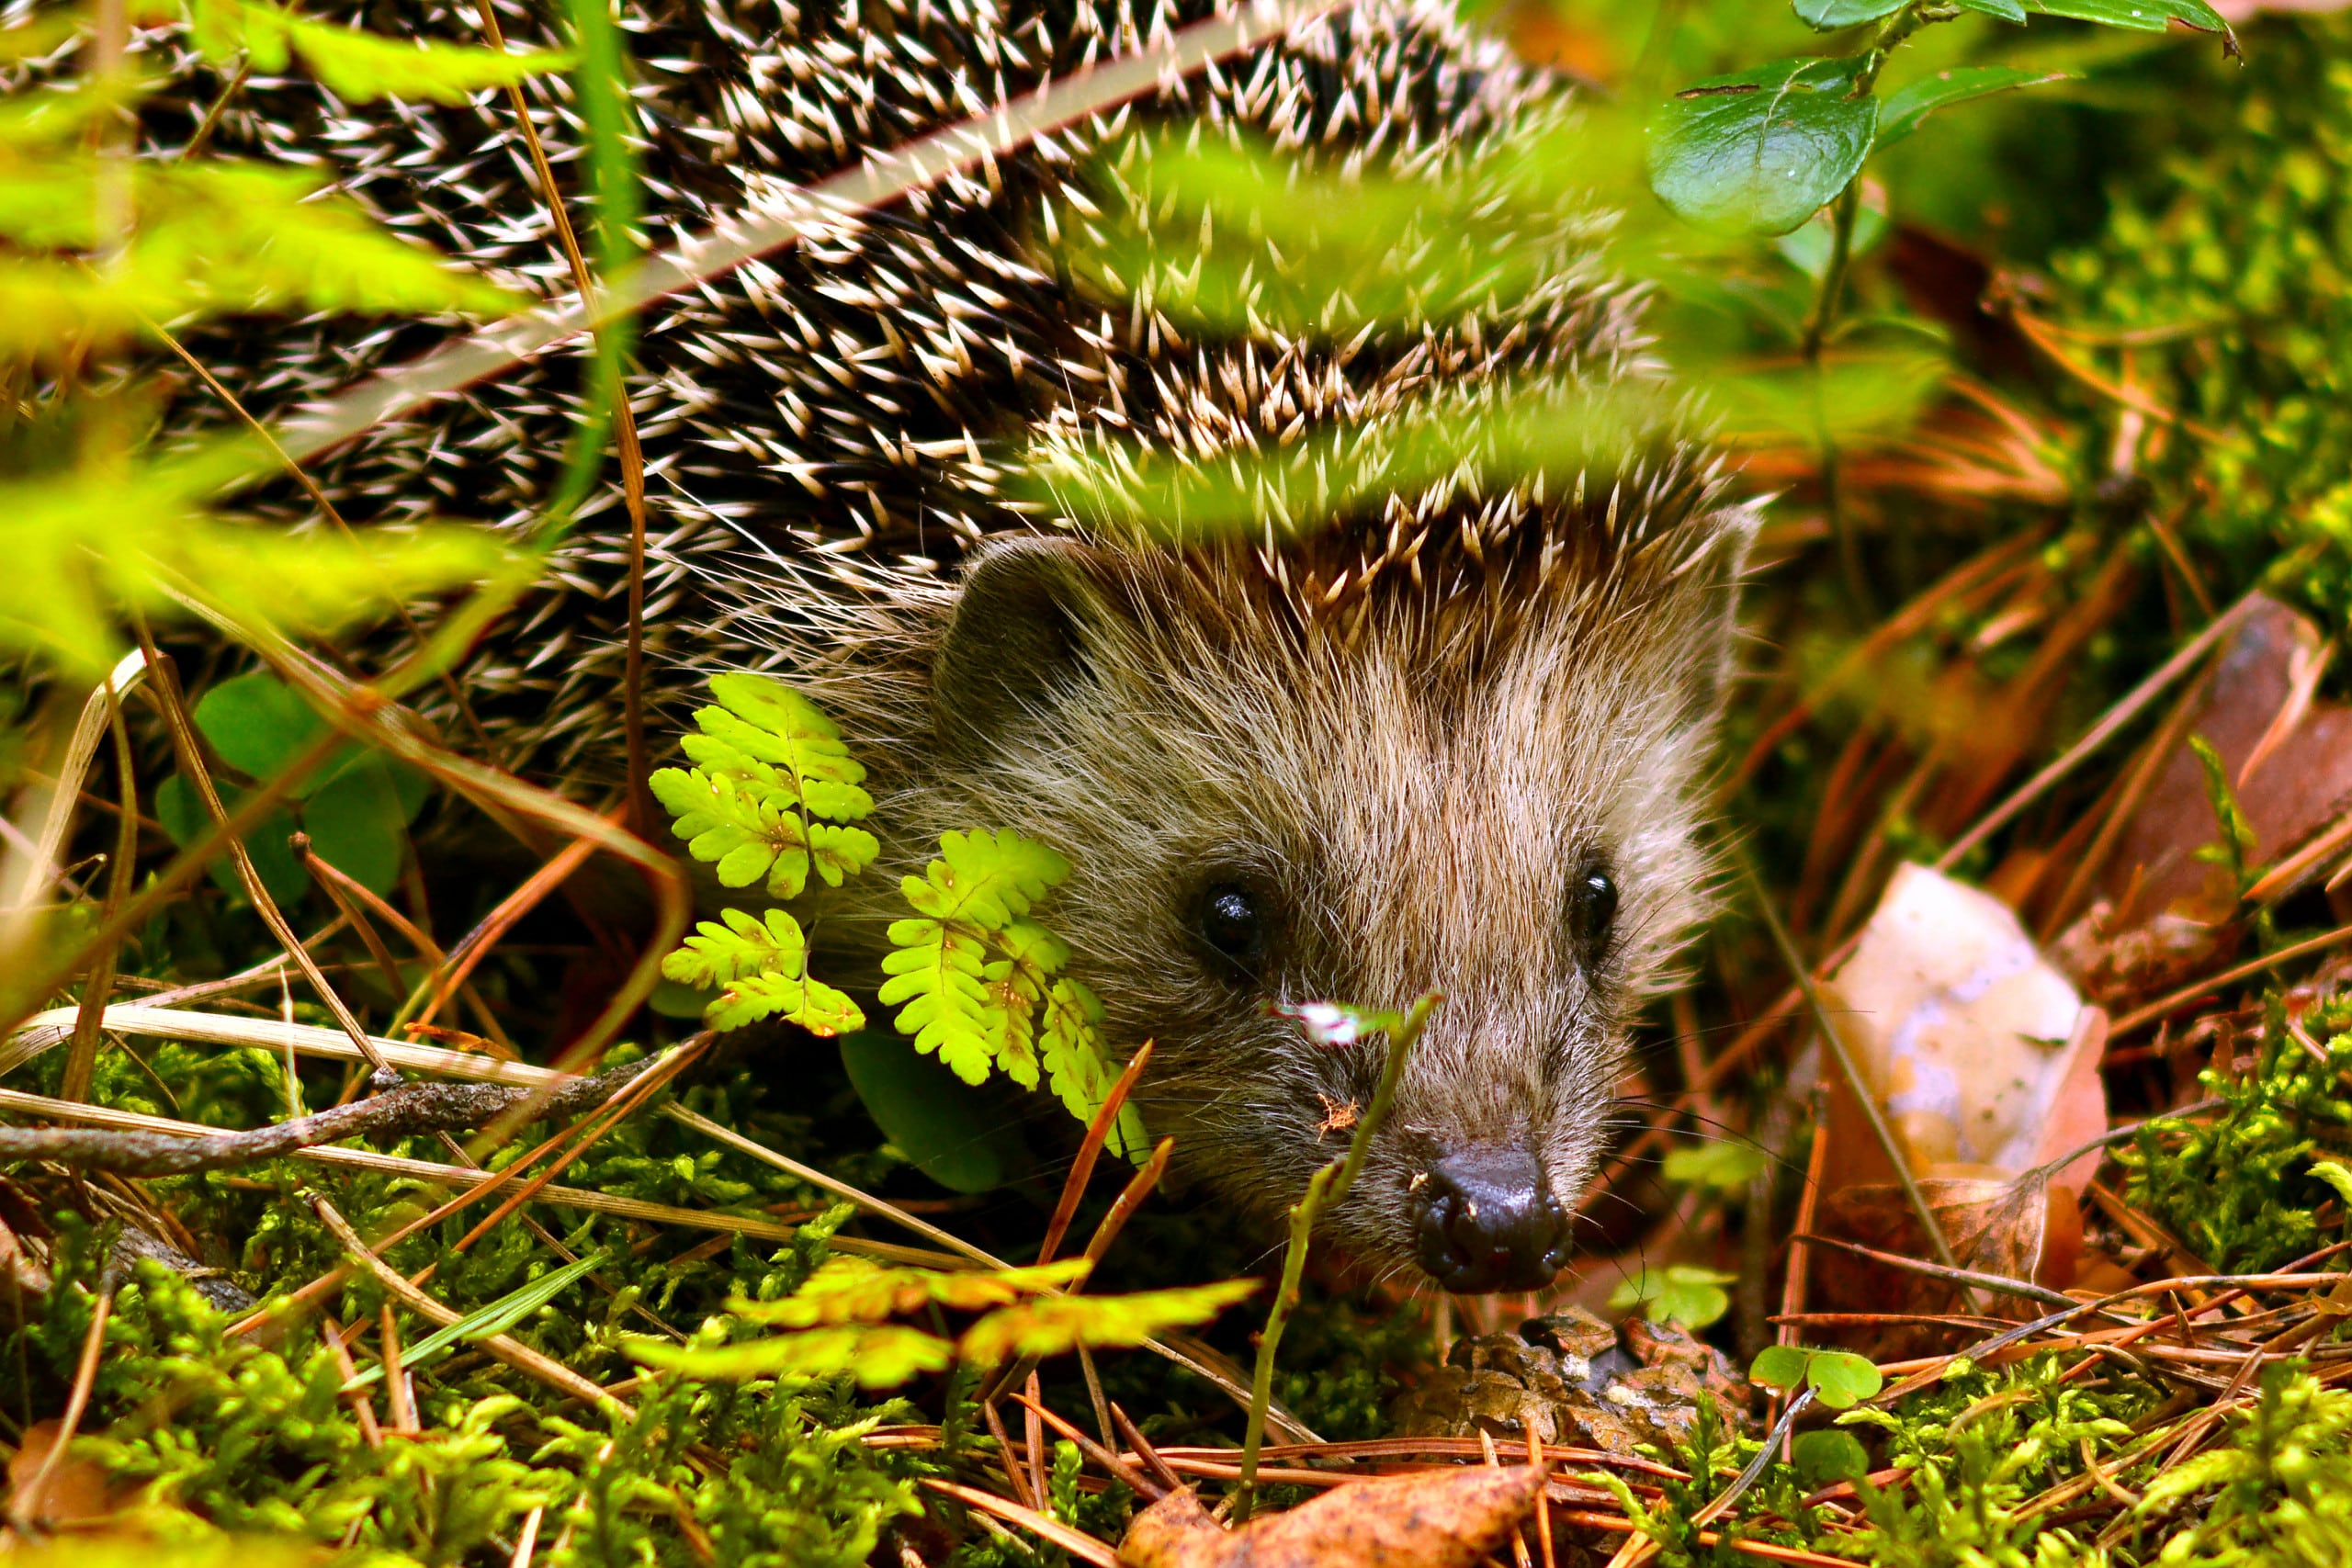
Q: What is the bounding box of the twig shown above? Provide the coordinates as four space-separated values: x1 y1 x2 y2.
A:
1235 992 1440 1520
0 1084 946 1260
0 1059 650 1176
2110 920 2352 1037
1794 1233 2075 1311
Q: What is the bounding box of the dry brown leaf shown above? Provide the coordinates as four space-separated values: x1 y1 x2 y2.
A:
2100 595 2352 923
1820 865 2100 1190
1117 1465 1546 1568
6 1418 116 1529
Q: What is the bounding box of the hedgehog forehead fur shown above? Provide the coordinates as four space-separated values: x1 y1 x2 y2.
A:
128 0 1757 1285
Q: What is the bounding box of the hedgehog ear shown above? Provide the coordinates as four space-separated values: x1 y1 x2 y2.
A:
933 536 1120 757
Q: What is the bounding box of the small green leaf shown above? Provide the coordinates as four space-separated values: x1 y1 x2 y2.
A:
1609 1264 1734 1328
1274 999 1408 1048
1807 1348 1885 1408
627 1323 953 1387
1874 66 2073 149
1749 1345 1813 1391
155 773 307 906
1648 58 1879 237
956 1279 1259 1367
2310 1160 2352 1208
301 755 411 894
192 671 322 781
1774 196 1890 280
1792 1428 1871 1485
1792 0 1905 27
1663 1141 1770 1190
840 1029 1023 1193
2024 0 2233 50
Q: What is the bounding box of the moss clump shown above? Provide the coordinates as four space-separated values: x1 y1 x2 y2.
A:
17 1222 930 1566
2137 1365 2352 1567
2117 994 2352 1273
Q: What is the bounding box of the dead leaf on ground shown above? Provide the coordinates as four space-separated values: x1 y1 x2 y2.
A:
4 1418 117 1533
2098 595 2352 925
1118 1464 1545 1568
1815 867 2108 1315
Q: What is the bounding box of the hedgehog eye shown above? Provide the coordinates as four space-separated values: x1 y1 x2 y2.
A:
1569 866 1618 970
1196 881 1268 977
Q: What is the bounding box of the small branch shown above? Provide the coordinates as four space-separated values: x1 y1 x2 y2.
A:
0 1059 652 1177
1235 992 1440 1520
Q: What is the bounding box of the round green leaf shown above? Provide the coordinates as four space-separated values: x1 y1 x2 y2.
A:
1609 1264 1734 1328
192 671 326 784
301 756 410 895
1873 66 2072 151
1663 1140 1770 1190
156 773 309 907
1792 1428 1871 1485
1806 1349 1885 1409
1648 58 1879 237
2024 0 2233 49
1793 0 1905 26
1749 1343 1812 1391
840 1030 1021 1193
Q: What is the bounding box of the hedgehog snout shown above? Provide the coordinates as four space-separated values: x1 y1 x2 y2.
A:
1407 1145 1572 1293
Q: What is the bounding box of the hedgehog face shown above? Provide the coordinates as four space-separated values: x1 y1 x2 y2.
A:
896 524 1748 1292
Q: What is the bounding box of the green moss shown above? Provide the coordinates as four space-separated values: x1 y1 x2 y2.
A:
2118 993 2352 1273
2055 17 2352 637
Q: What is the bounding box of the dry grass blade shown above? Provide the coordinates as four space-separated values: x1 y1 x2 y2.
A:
62 674 136 1104
1010 1388 1165 1500
922 1477 1118 1567
2110 919 2352 1035
1 648 146 917
1039 1038 1155 1266
310 1191 627 1415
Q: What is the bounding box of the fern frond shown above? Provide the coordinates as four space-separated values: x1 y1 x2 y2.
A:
656 674 878 897
662 908 864 1036
899 829 1068 925
191 0 572 103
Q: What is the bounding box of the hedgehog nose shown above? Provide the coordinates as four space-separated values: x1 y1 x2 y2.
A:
1412 1148 1571 1294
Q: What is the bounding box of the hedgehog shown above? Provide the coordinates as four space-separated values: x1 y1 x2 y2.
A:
140 0 1752 1293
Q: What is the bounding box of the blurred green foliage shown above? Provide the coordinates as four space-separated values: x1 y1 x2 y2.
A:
2056 17 2352 639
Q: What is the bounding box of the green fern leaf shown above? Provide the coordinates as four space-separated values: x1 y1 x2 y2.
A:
648 767 810 897
729 1256 1091 1327
956 1279 1259 1368
656 675 878 897
0 468 515 675
977 956 1043 1090
899 829 1068 926
662 908 864 1036
662 907 799 988
626 1323 950 1387
191 0 571 103
1039 979 1147 1156
878 919 999 1082
709 970 863 1035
